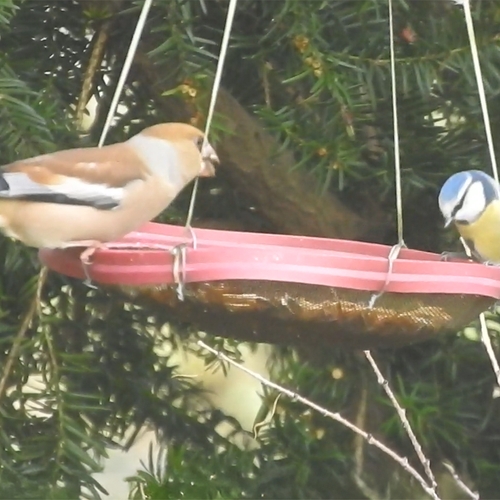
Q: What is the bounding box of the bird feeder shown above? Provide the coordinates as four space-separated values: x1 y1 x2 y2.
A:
39 222 500 349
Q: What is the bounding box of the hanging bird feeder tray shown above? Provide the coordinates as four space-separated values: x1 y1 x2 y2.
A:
39 223 500 348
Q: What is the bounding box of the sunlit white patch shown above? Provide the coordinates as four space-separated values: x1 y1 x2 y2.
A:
76 161 98 169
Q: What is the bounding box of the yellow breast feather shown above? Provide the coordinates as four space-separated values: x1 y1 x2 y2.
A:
456 200 500 263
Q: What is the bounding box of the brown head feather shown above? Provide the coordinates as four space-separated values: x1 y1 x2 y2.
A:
140 123 205 143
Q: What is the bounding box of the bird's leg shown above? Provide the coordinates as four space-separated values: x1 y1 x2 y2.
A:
77 241 104 288
63 240 176 288
54 240 105 288
439 251 500 266
79 244 101 265
483 260 500 267
79 243 172 287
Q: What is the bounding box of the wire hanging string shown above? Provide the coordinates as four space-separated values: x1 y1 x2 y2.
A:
184 0 239 229
388 0 404 245
98 0 154 147
368 0 405 307
456 0 500 395
457 0 499 182
457 0 498 182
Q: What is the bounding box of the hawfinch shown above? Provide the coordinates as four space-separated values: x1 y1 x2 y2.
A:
0 122 219 262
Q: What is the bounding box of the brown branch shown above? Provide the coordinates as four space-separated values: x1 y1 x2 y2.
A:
75 20 112 126
132 51 388 241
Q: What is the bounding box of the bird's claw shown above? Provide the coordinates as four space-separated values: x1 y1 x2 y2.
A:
440 251 472 262
483 260 500 267
440 251 500 267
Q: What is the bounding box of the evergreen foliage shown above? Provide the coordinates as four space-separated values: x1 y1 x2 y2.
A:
0 0 499 498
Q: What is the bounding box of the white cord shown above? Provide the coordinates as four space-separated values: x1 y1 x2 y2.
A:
369 0 405 308
458 0 499 183
98 0 154 147
388 0 404 245
456 0 500 397
185 0 239 229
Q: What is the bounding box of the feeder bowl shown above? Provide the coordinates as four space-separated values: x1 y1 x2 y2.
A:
39 223 500 349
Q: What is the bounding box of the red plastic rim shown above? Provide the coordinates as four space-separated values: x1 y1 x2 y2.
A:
38 222 500 298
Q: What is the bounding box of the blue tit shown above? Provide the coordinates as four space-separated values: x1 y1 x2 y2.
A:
438 169 500 263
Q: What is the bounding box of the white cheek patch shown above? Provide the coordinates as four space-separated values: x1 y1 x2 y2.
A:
455 181 486 223
127 135 184 188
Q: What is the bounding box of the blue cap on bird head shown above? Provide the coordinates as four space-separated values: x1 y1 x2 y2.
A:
438 170 500 227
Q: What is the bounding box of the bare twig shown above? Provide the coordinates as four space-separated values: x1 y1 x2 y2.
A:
479 314 500 392
364 350 437 493
442 461 479 500
253 393 281 439
197 340 440 500
364 351 480 500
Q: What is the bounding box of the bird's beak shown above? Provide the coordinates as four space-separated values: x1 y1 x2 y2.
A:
199 143 219 177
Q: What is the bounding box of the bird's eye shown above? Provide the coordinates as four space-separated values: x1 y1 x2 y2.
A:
194 136 204 151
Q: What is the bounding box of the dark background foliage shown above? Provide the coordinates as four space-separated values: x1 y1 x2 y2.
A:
0 0 499 498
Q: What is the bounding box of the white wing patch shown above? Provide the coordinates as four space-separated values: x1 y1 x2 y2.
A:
0 172 125 209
